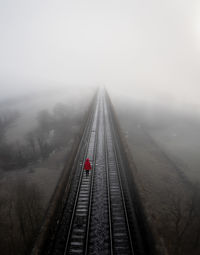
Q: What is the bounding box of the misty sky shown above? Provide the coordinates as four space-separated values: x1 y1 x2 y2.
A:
0 0 200 107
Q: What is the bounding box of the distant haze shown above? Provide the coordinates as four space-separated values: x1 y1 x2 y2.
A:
0 0 200 109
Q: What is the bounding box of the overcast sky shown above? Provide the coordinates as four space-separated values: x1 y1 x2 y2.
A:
0 0 200 106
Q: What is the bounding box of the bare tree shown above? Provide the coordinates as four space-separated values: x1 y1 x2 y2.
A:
0 179 44 255
13 179 44 251
160 184 200 255
26 132 36 155
37 110 53 133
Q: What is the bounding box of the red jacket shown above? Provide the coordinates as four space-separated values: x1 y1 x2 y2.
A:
84 158 91 170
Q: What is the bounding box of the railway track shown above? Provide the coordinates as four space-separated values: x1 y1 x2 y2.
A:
47 90 146 255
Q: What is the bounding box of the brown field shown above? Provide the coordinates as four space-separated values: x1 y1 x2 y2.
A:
112 96 200 255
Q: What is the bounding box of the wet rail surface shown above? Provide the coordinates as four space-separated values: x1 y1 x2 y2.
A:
47 90 145 255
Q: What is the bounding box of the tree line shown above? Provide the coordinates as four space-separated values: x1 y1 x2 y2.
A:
0 103 81 171
0 102 82 254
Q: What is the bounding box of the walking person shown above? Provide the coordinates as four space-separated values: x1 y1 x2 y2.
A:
84 158 91 175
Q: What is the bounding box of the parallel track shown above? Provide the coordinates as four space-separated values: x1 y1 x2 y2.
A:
64 95 100 254
103 95 134 255
48 90 144 255
48 94 99 255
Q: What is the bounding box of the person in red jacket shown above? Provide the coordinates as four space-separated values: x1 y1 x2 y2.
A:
84 158 91 174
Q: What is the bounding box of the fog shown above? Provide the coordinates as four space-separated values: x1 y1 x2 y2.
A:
1 2 200 254
1 0 200 110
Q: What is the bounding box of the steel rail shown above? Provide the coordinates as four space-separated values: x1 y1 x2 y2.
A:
64 94 100 255
82 93 111 255
84 99 100 255
48 93 98 255
104 92 135 254
106 94 145 255
103 95 114 255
